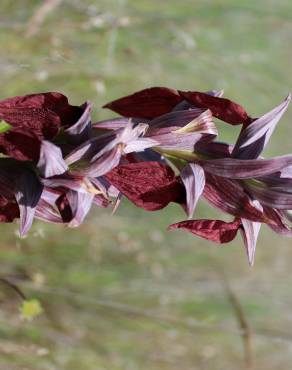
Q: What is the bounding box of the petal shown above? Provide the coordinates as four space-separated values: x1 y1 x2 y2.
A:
66 191 94 228
93 117 139 131
15 170 43 236
171 89 224 112
42 175 103 194
56 192 73 223
123 138 158 153
125 149 165 163
264 208 292 236
203 173 267 222
232 95 291 159
245 180 292 209
146 110 217 151
240 218 261 266
65 101 92 144
105 162 185 211
199 155 292 179
77 145 123 177
37 141 68 178
35 199 63 223
147 109 206 133
0 128 41 161
179 90 251 125
65 131 116 166
194 141 233 158
150 132 205 151
0 92 84 139
103 87 182 119
205 89 224 97
93 194 110 208
168 218 241 243
181 163 205 218
172 110 217 135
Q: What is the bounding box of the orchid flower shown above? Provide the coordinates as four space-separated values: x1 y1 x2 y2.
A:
103 87 292 265
165 95 292 265
0 86 291 268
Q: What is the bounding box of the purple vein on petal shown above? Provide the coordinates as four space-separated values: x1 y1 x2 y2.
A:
66 190 94 228
240 200 263 266
37 141 68 178
199 155 292 179
232 95 291 159
65 101 92 144
181 163 205 218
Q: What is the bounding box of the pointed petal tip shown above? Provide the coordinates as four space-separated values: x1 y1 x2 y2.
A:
18 228 28 238
167 224 176 232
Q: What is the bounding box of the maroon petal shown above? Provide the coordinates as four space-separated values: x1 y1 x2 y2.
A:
105 162 185 211
56 192 73 223
181 163 205 218
199 155 292 179
0 92 83 139
245 180 292 209
168 218 241 243
264 208 292 236
194 141 233 158
0 128 41 161
103 87 182 119
179 90 251 125
205 89 224 97
203 173 267 222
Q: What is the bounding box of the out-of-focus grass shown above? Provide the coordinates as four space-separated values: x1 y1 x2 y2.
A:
0 1 292 369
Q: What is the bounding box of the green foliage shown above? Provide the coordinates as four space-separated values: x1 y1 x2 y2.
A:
0 120 11 134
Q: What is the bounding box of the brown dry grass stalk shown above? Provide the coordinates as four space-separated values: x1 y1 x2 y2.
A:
25 0 63 38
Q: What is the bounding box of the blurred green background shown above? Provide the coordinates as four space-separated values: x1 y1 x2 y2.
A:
0 1 292 369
